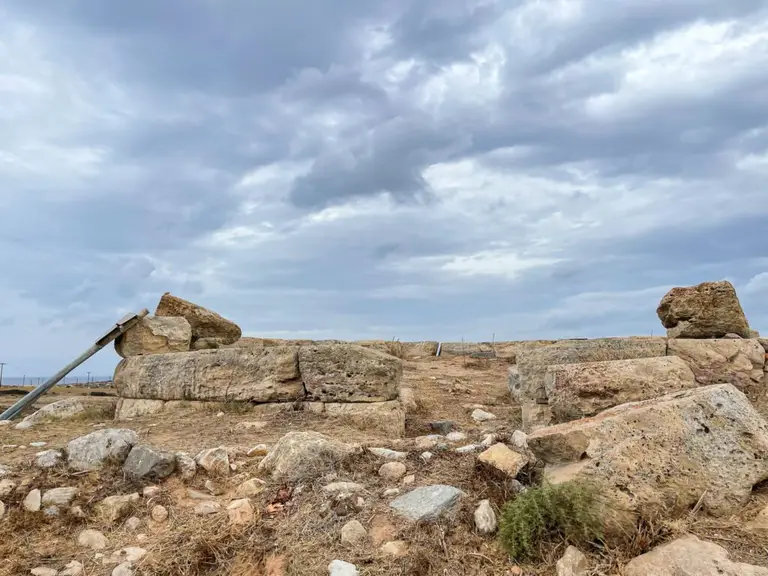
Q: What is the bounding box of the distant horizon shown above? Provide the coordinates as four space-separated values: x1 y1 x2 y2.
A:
0 375 112 386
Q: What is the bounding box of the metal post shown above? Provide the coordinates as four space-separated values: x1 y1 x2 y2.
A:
87 372 91 384
0 363 5 387
0 309 148 421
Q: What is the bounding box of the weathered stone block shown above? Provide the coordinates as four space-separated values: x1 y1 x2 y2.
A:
114 316 191 358
657 280 750 338
155 292 241 346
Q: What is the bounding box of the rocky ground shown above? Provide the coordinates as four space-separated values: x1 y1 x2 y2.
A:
1 356 767 576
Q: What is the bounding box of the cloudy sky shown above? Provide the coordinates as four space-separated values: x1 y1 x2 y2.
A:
1 1 768 378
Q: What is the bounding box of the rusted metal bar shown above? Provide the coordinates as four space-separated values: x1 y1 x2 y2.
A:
0 308 148 421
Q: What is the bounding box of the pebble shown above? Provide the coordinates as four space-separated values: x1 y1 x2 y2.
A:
471 409 497 422
41 487 78 506
111 546 148 564
59 560 84 576
205 479 225 495
35 449 63 468
511 430 528 450
368 447 407 461
69 505 86 518
383 488 400 497
340 519 367 545
31 568 57 576
481 434 497 448
112 561 134 576
227 499 254 525
78 528 107 550
247 444 269 457
30 441 47 448
23 488 41 511
455 444 480 454
445 432 467 442
142 486 160 498
187 488 211 500
323 482 365 494
151 505 169 522
236 478 267 496
556 545 588 576
0 501 4 520
194 501 222 515
124 516 142 531
474 499 498 534
402 475 415 485
329 559 359 576
379 462 407 481
420 452 433 462
0 479 16 498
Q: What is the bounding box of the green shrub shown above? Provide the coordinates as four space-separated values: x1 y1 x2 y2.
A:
498 480 604 560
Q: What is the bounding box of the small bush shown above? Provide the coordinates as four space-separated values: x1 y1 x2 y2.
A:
498 480 604 560
385 339 405 359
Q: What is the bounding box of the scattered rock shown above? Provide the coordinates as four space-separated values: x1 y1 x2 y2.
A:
481 434 497 447
624 534 768 576
471 409 496 422
420 452 433 462
23 488 41 511
380 540 408 558
112 562 134 576
175 452 197 480
446 431 467 442
390 485 465 521
657 280 751 338
67 429 138 471
29 441 46 448
142 486 161 499
511 430 527 449
227 498 255 525
41 487 78 506
328 559 359 576
59 560 84 576
413 435 443 450
78 528 107 550
402 475 415 485
474 499 497 534
194 501 221 515
30 568 57 576
478 443 528 479
383 488 400 497
340 519 367 545
196 447 231 476
379 462 407 481
258 431 361 482
187 488 210 500
455 444 481 454
115 315 192 357
205 479 224 495
15 398 85 430
369 515 397 545
124 516 141 531
368 447 407 461
237 477 267 497
111 546 148 564
69 506 86 518
123 445 177 480
557 546 588 576
247 444 269 457
35 449 63 468
235 421 268 431
323 482 365 494
0 479 16 498
0 464 11 477
97 493 140 523
43 506 60 516
151 505 168 522
429 420 456 435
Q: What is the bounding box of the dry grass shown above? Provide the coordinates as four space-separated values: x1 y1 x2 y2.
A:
385 340 406 359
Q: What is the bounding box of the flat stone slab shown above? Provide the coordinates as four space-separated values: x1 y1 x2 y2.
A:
390 485 465 521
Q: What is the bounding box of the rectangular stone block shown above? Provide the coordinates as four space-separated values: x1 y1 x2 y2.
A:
299 344 401 402
325 400 405 437
545 356 697 423
114 347 304 402
513 337 668 404
667 338 765 401
437 342 495 357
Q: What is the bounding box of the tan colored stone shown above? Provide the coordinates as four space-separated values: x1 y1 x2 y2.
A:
477 444 527 479
340 519 367 545
299 344 402 403
545 356 696 422
657 281 750 339
114 398 166 419
151 505 168 522
521 403 554 432
380 540 408 557
97 493 140 523
668 338 764 401
528 385 768 537
236 478 267 497
113 347 303 402
15 398 85 429
258 431 361 482
324 401 405 437
227 498 255 525
155 292 241 345
624 535 768 576
115 316 191 358
378 462 407 481
745 504 768 532
556 546 588 576
369 515 397 546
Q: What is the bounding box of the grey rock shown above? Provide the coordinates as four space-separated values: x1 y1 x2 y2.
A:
41 487 78 506
474 499 497 534
67 429 138 471
14 398 85 430
390 485 465 521
471 409 496 422
123 445 176 480
368 447 407 461
175 452 197 480
35 449 63 468
258 431 361 482
429 420 456 435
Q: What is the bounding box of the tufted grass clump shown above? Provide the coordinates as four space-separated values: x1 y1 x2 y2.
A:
498 480 604 560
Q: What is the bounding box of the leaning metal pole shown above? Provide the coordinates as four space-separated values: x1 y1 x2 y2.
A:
0 309 149 421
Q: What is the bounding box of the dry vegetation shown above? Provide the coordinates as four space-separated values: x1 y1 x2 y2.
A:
1 356 767 575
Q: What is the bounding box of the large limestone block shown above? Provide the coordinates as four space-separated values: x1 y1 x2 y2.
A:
155 292 241 346
299 344 402 402
624 535 768 576
114 398 166 419
324 401 405 437
114 316 191 358
668 338 764 401
514 337 667 407
438 342 495 357
114 347 304 402
545 356 697 422
657 280 750 338
401 341 439 358
528 385 768 534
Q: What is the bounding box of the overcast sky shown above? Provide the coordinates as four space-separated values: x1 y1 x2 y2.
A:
1 1 767 377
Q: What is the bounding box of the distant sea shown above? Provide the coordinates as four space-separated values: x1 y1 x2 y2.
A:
0 376 112 386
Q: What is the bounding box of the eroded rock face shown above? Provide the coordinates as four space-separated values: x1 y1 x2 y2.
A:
545 356 697 423
667 338 765 401
299 344 402 403
657 281 750 339
258 431 361 481
513 337 667 406
115 316 192 358
624 535 768 576
155 292 241 346
114 347 303 402
528 385 768 535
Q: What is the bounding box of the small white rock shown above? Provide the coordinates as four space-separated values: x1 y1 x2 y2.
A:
455 444 480 454
471 409 496 422
323 481 365 494
142 486 160 498
236 477 267 497
59 560 84 576
480 434 497 447
216 411 224 417
194 501 222 515
340 519 367 545
556 545 588 576
112 546 148 564
41 487 78 507
124 516 141 531
380 540 408 558
31 568 57 576
0 479 17 498
151 505 169 522
23 488 41 511
402 474 415 485
383 488 400 497
474 499 497 534
368 447 407 461
78 528 107 550
446 432 467 442
246 444 269 457
0 501 5 520
420 452 433 462
112 561 134 576
328 559 359 576
35 449 63 468
29 441 47 448
379 462 407 481
511 430 528 450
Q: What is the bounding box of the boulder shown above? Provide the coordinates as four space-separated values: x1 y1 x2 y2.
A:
114 398 166 419
155 292 241 346
324 401 405 437
528 385 768 535
390 485 465 521
657 281 750 338
196 447 231 475
368 447 407 461
14 398 85 429
114 316 192 358
123 445 176 480
514 337 667 406
545 356 697 422
113 347 303 402
258 431 361 481
299 344 402 403
438 342 494 357
667 338 764 401
67 429 138 471
623 534 768 576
